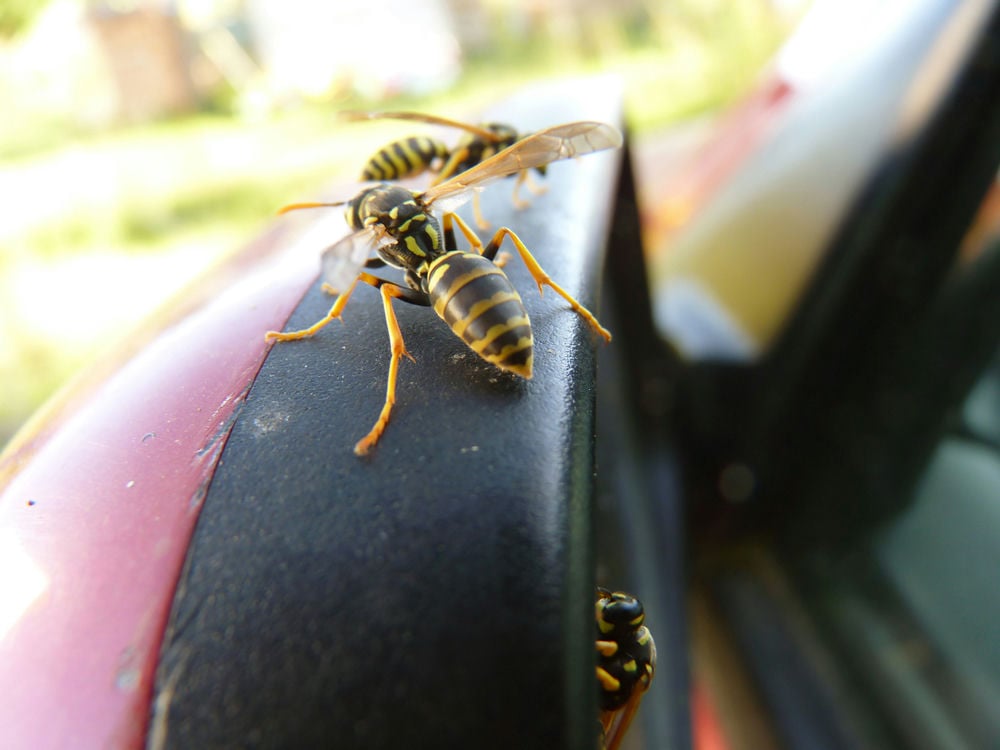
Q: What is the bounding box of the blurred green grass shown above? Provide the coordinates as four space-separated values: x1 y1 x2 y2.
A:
0 1 794 445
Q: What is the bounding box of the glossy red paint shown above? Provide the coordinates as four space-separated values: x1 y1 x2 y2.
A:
0 226 322 749
640 74 795 248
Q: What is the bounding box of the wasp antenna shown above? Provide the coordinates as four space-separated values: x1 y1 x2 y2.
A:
338 110 378 122
277 201 345 215
339 109 504 141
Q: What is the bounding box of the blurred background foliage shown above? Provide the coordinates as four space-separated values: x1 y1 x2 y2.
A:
0 0 804 446
0 0 49 39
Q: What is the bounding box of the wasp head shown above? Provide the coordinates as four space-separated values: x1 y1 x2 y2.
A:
347 184 423 233
596 589 646 640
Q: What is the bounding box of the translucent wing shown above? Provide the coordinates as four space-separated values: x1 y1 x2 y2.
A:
601 688 646 750
339 110 504 141
421 121 622 209
320 226 385 294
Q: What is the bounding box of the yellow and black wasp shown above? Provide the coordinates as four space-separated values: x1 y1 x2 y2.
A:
266 120 621 455
341 110 552 228
596 588 656 750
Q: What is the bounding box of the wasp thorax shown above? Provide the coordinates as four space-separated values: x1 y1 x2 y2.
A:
365 186 421 226
483 122 519 142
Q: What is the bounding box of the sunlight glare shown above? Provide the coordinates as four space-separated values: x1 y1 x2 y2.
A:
0 529 49 643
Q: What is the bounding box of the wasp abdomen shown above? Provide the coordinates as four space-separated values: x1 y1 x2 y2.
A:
361 137 450 181
427 252 533 378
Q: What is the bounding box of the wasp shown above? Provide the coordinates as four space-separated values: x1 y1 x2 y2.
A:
342 110 551 228
596 588 656 750
266 120 622 455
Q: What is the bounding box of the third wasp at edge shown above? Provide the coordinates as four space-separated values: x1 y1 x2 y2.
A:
266 120 622 456
596 588 656 750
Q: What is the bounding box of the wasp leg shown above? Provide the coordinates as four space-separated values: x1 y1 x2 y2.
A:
266 271 427 453
265 276 364 342
431 146 472 187
510 170 547 210
472 191 490 230
439 212 511 266
441 211 482 254
320 258 388 296
523 169 548 196
484 227 612 343
354 282 424 456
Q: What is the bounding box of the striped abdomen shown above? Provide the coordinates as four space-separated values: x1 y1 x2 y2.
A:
426 252 533 378
361 137 450 181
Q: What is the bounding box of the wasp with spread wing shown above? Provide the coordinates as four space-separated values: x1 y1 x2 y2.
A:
266 120 622 456
596 588 656 750
342 110 554 227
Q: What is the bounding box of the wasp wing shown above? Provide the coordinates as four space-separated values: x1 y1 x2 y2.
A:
320 226 386 294
339 110 503 141
599 642 655 750
601 696 639 750
420 120 622 210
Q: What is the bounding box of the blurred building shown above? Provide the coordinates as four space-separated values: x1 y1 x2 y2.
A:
89 4 199 122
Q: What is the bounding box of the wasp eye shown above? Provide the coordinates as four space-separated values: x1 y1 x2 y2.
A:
606 593 643 621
